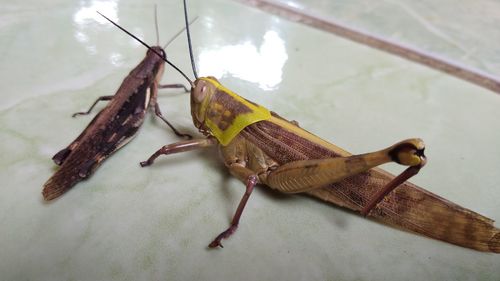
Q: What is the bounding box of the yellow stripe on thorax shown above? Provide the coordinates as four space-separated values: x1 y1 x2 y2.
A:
200 77 271 146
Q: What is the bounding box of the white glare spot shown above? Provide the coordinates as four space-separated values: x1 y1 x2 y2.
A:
284 1 303 10
74 31 88 43
198 31 288 91
109 52 123 66
73 0 118 25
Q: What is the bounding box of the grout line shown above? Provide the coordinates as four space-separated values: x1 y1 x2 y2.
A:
236 0 500 95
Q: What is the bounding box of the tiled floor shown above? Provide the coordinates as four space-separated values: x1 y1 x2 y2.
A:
1 0 499 280
268 0 500 76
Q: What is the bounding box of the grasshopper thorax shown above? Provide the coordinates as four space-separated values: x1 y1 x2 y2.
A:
190 77 271 146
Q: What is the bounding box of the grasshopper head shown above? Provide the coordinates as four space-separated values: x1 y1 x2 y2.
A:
147 46 167 60
190 77 218 135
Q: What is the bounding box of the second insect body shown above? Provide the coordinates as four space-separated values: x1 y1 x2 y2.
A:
42 10 191 200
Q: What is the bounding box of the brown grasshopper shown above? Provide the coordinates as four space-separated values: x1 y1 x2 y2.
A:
126 2 499 252
42 10 195 200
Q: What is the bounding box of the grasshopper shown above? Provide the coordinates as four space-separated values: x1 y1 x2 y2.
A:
42 9 195 200
117 1 499 252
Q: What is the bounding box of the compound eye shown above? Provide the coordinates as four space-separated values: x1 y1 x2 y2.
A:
193 80 208 103
161 49 168 59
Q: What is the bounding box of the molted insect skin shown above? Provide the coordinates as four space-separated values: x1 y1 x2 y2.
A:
42 49 165 200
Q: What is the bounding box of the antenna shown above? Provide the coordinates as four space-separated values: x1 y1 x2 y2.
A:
154 4 160 46
183 0 198 79
163 16 199 49
97 11 194 86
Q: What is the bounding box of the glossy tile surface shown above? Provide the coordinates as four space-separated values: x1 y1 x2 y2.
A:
1 0 499 280
274 0 500 76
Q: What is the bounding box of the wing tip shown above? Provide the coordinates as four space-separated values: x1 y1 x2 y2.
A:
42 181 66 201
489 231 500 253
42 173 81 201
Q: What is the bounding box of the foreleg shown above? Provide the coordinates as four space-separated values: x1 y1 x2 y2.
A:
140 138 217 167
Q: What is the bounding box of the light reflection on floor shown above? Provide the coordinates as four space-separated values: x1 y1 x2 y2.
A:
198 30 288 91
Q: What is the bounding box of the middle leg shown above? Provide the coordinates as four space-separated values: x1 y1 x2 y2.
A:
209 166 258 248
